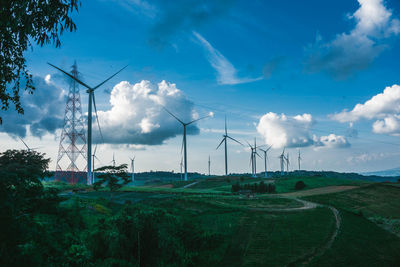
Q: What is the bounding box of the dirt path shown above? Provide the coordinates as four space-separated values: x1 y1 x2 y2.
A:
287 205 341 266
182 181 199 188
280 185 358 197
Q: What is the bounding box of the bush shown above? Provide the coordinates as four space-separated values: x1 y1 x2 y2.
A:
294 181 306 190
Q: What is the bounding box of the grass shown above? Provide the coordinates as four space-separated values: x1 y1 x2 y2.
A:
310 210 400 266
273 175 370 193
303 183 400 219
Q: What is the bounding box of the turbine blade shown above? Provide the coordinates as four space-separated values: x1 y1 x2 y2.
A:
48 63 92 90
19 137 30 150
226 135 243 146
256 152 262 158
225 115 227 135
186 114 211 125
266 145 273 152
93 65 128 90
181 135 184 155
94 144 98 155
216 137 226 150
92 93 104 143
163 107 184 125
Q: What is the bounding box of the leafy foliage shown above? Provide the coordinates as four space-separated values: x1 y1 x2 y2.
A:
0 0 80 123
294 180 306 190
94 164 130 192
232 181 276 193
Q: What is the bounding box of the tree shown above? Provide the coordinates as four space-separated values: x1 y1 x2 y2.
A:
295 180 306 190
94 164 130 192
0 0 80 123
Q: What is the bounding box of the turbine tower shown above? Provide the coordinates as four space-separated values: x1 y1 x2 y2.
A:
164 108 211 181
54 62 87 184
216 116 242 176
279 148 285 176
130 156 135 182
259 145 272 178
247 138 261 177
92 144 100 184
286 152 290 174
208 155 211 176
298 150 302 171
49 63 127 185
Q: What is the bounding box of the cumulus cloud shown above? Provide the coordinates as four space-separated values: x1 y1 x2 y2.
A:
331 84 400 135
193 31 262 85
314 134 350 148
96 80 204 145
305 0 400 78
0 76 65 138
256 112 349 149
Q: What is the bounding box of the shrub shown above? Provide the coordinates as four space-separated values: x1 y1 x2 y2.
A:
294 181 306 190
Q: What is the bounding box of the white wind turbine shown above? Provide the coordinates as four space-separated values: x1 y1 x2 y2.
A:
298 149 302 171
48 63 127 185
18 137 42 152
216 116 243 176
92 144 101 184
286 152 290 174
130 156 135 182
259 145 272 178
164 107 212 181
247 138 262 177
208 155 211 176
279 148 285 176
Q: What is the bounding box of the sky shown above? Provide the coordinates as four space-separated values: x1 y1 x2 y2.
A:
2 0 400 174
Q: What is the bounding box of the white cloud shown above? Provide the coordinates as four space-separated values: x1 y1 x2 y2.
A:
193 31 262 85
332 84 400 135
305 0 399 78
96 80 204 145
256 112 349 149
314 134 350 148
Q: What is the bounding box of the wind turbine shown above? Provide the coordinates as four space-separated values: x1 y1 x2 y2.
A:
286 152 290 174
208 155 211 176
180 157 183 180
92 144 101 184
279 148 285 176
216 116 243 176
259 145 272 178
298 150 302 171
130 156 135 182
18 137 41 152
164 107 211 181
247 138 261 177
111 153 116 167
48 62 127 185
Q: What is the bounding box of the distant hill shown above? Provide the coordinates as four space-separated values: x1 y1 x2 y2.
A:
361 167 400 179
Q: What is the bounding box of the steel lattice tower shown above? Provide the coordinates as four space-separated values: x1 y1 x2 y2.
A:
54 62 88 184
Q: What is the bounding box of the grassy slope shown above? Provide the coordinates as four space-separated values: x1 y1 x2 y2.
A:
310 210 400 266
273 176 370 194
303 183 400 219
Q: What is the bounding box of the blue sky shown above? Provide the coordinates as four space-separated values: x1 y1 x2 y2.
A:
2 0 400 174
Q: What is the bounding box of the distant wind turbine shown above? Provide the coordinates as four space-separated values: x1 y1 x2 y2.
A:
111 153 116 167
48 62 127 185
92 144 101 184
259 145 272 178
130 156 135 182
247 138 262 177
164 107 212 181
298 150 302 171
216 116 243 176
208 155 211 176
279 148 286 176
286 152 290 174
18 137 41 152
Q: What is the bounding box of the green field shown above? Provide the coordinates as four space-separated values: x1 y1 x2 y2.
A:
39 176 400 266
